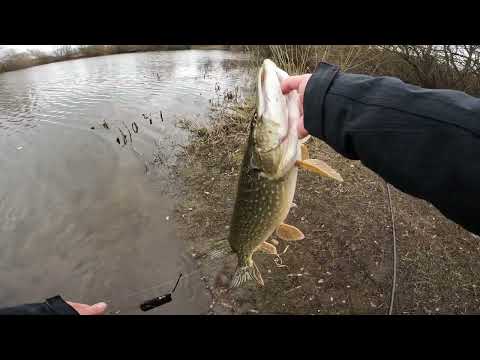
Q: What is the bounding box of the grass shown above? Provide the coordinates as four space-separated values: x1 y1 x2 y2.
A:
245 45 382 75
172 45 480 314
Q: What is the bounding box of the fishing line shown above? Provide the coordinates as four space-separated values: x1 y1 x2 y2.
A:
385 181 397 315
171 273 183 293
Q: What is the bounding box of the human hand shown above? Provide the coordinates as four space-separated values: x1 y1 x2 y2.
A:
281 74 312 139
67 301 107 315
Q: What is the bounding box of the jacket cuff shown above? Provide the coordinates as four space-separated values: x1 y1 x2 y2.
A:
46 295 79 315
303 62 340 140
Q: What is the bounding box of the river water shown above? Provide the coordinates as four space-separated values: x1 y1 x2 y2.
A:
0 49 249 314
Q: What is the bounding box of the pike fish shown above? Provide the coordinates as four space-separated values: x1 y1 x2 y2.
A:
228 59 343 288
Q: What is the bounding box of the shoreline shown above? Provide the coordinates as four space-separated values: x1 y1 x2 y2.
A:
0 45 239 75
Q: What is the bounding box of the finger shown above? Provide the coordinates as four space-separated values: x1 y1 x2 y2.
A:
87 302 108 315
67 301 107 315
299 93 304 116
298 115 309 139
66 301 90 313
281 76 305 94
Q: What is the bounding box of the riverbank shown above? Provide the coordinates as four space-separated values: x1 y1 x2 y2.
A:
0 45 240 74
173 47 480 314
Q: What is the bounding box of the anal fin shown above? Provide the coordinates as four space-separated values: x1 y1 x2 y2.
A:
257 241 278 255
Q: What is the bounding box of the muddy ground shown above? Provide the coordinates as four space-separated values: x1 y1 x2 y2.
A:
172 100 480 315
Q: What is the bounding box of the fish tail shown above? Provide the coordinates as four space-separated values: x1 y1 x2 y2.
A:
231 259 264 288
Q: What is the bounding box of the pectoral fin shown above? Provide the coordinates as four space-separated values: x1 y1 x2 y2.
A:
295 159 343 182
300 144 309 160
276 223 305 241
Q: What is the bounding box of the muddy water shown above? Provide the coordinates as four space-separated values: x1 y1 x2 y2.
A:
0 50 249 314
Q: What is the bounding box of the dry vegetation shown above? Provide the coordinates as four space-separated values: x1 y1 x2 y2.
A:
173 45 480 314
245 45 480 96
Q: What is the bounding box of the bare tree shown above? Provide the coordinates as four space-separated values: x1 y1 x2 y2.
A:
379 45 480 95
53 45 75 58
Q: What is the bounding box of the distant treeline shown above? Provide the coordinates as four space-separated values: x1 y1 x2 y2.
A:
8 45 477 97
0 45 241 74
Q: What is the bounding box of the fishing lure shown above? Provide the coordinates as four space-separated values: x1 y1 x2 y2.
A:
139 273 182 312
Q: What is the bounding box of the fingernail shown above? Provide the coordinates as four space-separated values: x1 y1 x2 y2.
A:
93 302 107 311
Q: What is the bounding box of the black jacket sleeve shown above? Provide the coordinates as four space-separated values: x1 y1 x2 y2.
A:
0 295 79 315
303 62 480 236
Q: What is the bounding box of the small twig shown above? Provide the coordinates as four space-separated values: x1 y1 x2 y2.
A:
118 128 127 146
132 122 139 133
122 121 133 143
285 285 302 294
274 256 287 268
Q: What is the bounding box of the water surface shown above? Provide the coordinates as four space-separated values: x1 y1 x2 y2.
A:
0 50 249 314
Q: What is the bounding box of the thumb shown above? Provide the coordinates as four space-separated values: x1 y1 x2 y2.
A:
281 75 305 94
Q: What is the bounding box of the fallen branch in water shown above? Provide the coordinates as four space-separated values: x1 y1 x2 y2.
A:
122 121 133 143
117 127 127 146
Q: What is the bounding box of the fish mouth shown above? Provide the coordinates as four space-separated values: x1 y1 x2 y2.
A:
253 60 300 178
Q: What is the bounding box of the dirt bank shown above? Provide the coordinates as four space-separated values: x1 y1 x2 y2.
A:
173 97 480 315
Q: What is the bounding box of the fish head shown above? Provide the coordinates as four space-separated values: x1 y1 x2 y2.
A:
252 59 300 178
